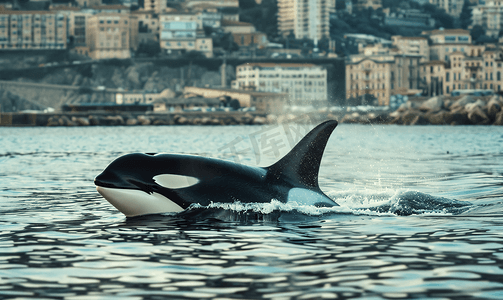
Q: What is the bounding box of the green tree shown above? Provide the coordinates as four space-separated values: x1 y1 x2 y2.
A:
460 0 474 29
470 25 486 42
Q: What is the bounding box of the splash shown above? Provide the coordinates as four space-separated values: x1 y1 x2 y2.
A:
186 190 472 217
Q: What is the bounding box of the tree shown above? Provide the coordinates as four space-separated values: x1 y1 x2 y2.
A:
470 25 486 42
460 0 474 29
136 40 161 57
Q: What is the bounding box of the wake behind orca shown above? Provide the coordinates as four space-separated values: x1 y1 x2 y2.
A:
95 120 339 217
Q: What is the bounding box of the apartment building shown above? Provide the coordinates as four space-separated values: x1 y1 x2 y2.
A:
436 46 503 95
232 63 328 104
472 0 503 37
277 0 332 42
346 53 422 106
132 10 159 44
0 10 67 50
428 0 464 17
392 36 429 62
86 13 138 59
159 13 212 57
423 28 472 62
51 7 91 51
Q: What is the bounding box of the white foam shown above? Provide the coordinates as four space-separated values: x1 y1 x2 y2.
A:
187 189 471 217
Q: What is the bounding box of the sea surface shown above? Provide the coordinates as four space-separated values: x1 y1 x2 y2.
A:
1 123 502 299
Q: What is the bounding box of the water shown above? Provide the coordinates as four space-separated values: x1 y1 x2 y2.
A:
1 124 503 299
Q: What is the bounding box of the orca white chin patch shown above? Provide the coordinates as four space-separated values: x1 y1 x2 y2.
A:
96 186 184 217
153 174 199 189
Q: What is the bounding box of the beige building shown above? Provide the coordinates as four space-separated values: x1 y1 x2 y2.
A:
51 7 92 53
185 0 239 9
472 0 503 37
0 10 67 50
346 53 422 106
428 0 464 17
232 63 328 104
159 13 212 57
392 36 429 62
86 13 138 59
420 60 446 96
132 10 160 44
184 86 286 113
438 46 503 95
233 32 268 49
277 0 332 42
221 19 255 34
143 0 166 14
423 28 472 62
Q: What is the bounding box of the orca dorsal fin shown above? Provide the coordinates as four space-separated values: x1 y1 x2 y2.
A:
266 120 338 189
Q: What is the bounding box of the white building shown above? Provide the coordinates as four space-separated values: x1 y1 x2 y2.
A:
428 0 463 17
232 63 328 104
472 0 503 37
159 13 212 56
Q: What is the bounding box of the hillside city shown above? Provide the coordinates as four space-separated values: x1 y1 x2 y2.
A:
1 0 503 112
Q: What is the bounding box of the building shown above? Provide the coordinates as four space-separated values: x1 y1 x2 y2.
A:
185 0 239 9
86 13 138 59
51 7 92 53
436 46 503 95
232 63 328 105
420 60 446 96
384 9 435 30
422 28 471 62
355 0 382 10
428 0 463 17
392 36 429 62
143 0 166 14
346 52 422 105
184 86 286 113
115 88 175 105
132 10 160 44
472 0 503 37
0 10 67 50
221 19 255 34
277 0 332 42
233 32 268 49
75 0 101 8
159 13 212 56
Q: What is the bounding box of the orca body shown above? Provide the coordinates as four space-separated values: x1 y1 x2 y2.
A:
95 120 339 217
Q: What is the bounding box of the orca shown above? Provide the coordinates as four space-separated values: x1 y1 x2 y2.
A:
95 120 339 217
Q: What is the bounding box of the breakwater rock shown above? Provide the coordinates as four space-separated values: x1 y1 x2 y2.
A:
43 113 269 127
390 95 503 126
338 95 503 126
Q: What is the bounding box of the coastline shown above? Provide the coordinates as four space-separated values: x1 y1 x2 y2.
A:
1 95 502 127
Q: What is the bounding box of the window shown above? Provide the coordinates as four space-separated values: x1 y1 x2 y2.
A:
446 72 450 82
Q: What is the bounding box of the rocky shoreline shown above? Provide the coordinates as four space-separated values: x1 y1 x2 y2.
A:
1 95 503 127
340 95 503 126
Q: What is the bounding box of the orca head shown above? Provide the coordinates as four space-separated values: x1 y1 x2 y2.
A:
95 153 200 217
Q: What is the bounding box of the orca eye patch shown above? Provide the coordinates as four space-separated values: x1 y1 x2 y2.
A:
153 174 200 189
